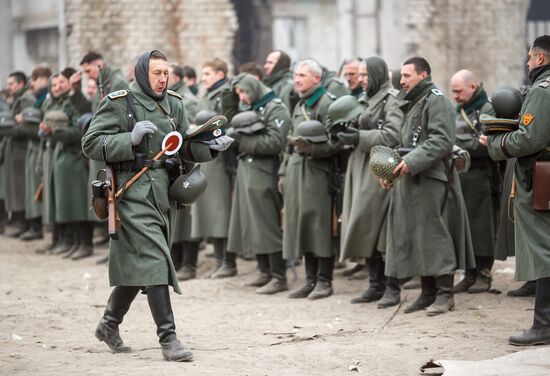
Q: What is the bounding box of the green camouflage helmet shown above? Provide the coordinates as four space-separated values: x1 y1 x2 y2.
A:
168 165 207 205
296 120 328 143
230 110 265 134
44 110 69 130
21 107 42 124
0 111 15 127
491 86 522 119
369 145 402 183
327 95 362 125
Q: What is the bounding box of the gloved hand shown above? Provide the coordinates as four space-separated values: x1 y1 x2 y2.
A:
131 120 157 145
202 135 234 151
337 128 359 146
225 127 240 139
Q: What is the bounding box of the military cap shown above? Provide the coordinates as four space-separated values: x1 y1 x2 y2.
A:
230 111 265 134
480 114 519 135
44 110 69 130
369 145 402 183
185 113 227 142
491 86 522 119
168 164 207 205
0 111 15 128
21 107 42 124
295 120 328 143
193 110 218 126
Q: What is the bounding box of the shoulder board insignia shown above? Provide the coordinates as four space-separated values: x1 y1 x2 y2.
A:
326 92 337 100
388 88 399 97
108 90 127 99
431 89 443 96
539 81 550 88
167 90 183 99
272 98 282 104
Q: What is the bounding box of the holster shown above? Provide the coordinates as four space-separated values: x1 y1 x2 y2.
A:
91 179 109 220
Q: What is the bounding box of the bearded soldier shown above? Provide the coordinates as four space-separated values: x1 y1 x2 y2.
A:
336 57 404 308
280 58 340 300
82 50 233 361
226 74 291 294
382 57 475 316
450 69 498 293
480 35 550 346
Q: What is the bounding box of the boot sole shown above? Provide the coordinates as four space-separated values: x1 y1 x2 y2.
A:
509 338 550 346
162 350 194 362
426 304 455 316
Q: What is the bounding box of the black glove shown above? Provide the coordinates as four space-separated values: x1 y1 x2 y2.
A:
336 128 359 146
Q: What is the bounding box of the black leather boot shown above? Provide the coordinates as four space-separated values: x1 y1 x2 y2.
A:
257 252 288 294
0 199 6 235
508 280 536 297
146 285 193 362
405 276 437 314
72 222 94 260
247 254 271 287
377 277 401 308
351 254 385 304
308 256 335 300
427 274 455 316
36 223 62 254
469 256 493 293
212 248 238 278
453 269 476 293
289 253 317 299
177 241 199 281
20 217 43 241
95 286 140 353
509 277 550 346
205 237 225 278
7 211 30 238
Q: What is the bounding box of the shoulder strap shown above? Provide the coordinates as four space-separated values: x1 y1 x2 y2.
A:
377 93 391 130
411 91 432 147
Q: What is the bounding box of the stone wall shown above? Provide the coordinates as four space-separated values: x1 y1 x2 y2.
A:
402 0 531 94
65 0 238 77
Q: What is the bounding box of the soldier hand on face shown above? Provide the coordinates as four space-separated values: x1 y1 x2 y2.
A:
69 71 82 92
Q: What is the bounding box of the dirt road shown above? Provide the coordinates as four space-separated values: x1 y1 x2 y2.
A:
0 233 535 375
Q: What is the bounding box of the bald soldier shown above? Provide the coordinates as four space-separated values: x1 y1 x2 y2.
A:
450 69 498 294
263 50 294 110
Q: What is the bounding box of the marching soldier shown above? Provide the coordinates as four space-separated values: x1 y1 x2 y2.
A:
480 35 550 345
381 57 475 316
450 69 498 293
3 71 35 237
82 50 233 361
336 57 404 307
280 59 340 300
191 58 236 278
226 74 291 294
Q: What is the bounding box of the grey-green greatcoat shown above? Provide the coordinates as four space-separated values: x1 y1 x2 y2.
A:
82 81 216 293
3 87 35 213
227 76 291 256
486 66 550 280
494 158 516 260
281 86 339 259
170 81 198 124
385 78 475 278
322 68 350 98
340 81 403 261
43 91 88 224
23 88 49 220
455 87 499 258
88 67 129 222
191 80 233 239
263 69 294 111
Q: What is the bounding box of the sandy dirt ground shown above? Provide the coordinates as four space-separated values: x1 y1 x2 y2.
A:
0 230 539 376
